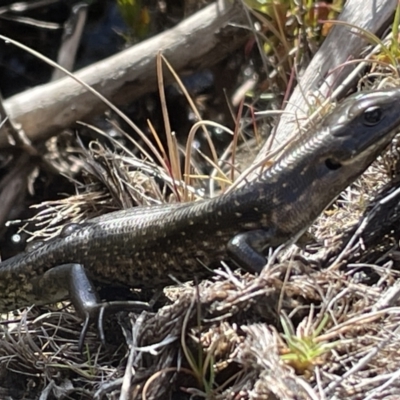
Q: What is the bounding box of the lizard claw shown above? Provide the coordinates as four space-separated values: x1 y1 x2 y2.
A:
77 300 151 352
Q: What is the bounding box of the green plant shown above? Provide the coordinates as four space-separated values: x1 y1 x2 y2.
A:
280 313 337 375
116 0 150 41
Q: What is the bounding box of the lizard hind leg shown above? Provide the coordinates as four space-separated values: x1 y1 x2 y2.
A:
33 263 151 351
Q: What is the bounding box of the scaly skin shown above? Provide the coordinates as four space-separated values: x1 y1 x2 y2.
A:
1 88 400 318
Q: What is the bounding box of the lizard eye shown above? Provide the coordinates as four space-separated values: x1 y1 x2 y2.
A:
363 106 382 126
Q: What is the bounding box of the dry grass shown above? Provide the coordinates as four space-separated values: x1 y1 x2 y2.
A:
1 89 400 399
2 229 400 398
1 4 400 399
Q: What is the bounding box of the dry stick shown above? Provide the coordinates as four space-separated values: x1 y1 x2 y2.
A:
250 0 398 172
0 0 248 148
51 2 88 81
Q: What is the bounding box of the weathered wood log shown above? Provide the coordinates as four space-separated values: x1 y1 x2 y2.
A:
0 0 248 147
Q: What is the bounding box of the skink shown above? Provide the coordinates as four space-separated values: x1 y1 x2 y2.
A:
1 87 400 344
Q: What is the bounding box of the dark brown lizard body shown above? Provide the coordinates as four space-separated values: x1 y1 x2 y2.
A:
1 87 400 336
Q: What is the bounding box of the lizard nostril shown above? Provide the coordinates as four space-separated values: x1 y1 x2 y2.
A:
325 158 342 170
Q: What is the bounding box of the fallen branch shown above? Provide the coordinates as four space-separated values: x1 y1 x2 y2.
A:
252 0 397 167
0 0 248 148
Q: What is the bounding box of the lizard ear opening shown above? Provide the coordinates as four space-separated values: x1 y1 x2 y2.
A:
325 158 342 170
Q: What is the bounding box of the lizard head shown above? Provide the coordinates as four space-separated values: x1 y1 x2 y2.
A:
321 87 400 170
